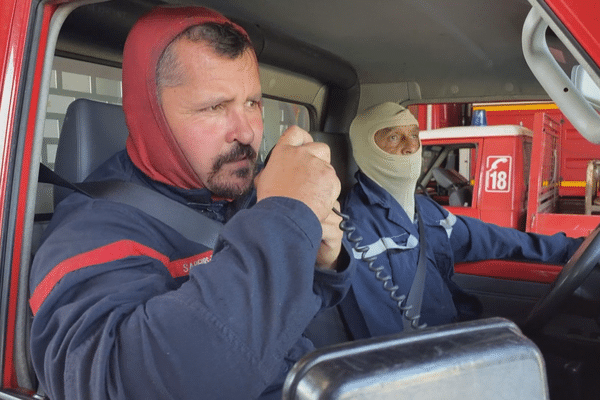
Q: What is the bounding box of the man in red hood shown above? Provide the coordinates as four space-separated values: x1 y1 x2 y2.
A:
29 6 352 400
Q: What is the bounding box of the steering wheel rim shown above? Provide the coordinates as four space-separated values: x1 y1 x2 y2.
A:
524 225 600 332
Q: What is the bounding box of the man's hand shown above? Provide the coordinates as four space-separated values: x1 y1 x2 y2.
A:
255 126 341 222
316 202 343 270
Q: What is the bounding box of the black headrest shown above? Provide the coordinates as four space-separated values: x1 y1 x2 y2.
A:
54 98 129 206
310 131 357 201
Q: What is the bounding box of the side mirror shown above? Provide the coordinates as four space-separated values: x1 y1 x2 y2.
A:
283 317 549 400
571 65 600 111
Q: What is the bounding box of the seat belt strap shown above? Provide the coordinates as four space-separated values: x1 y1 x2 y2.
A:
39 163 223 249
403 203 428 331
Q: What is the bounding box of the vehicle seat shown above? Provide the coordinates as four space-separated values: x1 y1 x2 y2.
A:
305 131 356 347
310 130 357 202
432 167 473 207
53 98 129 206
22 98 129 393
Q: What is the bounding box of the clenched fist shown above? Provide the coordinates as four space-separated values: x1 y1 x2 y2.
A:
255 126 341 222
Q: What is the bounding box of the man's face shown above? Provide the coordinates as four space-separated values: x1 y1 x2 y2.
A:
160 39 263 198
373 125 420 155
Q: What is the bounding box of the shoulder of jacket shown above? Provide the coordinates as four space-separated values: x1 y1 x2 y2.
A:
416 195 448 216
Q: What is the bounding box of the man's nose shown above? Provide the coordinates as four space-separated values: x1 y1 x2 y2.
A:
226 108 255 144
401 138 420 155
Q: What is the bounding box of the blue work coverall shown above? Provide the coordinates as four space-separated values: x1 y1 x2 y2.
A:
29 151 353 400
341 171 583 337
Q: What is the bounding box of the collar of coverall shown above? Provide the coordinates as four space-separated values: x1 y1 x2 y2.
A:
122 6 251 189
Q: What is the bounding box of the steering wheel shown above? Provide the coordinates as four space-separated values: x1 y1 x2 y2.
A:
524 224 600 332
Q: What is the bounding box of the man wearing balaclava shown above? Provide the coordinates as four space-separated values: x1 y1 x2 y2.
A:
29 6 353 400
340 102 583 338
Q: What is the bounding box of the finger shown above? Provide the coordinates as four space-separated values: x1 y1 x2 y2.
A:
332 201 341 212
322 207 343 234
323 202 342 224
278 125 314 147
301 141 331 164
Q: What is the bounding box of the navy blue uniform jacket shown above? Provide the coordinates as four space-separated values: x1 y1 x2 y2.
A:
342 171 583 337
29 151 353 400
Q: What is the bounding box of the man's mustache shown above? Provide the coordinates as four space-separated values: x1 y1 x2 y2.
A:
212 143 257 172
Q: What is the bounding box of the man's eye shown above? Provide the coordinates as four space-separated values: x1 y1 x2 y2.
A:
247 100 262 108
199 104 223 112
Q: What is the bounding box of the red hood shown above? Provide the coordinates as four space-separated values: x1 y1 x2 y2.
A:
123 7 251 189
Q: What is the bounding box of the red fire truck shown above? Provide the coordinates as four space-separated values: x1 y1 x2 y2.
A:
418 111 600 285
419 107 600 237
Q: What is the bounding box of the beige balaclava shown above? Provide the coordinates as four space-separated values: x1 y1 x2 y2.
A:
349 102 421 221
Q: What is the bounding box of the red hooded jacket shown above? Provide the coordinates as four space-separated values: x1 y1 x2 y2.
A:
122 7 251 189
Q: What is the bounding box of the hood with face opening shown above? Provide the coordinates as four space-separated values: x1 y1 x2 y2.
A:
349 102 421 221
122 6 251 189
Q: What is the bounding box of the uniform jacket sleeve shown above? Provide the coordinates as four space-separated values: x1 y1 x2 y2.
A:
29 195 352 400
446 210 584 265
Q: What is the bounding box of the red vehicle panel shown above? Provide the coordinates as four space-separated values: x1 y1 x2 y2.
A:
421 125 532 231
478 104 600 197
544 0 600 68
526 113 600 238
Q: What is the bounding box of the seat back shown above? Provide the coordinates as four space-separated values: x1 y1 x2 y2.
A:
310 131 357 201
432 167 473 206
448 185 473 207
54 98 129 206
432 167 469 189
25 99 128 393
303 131 356 348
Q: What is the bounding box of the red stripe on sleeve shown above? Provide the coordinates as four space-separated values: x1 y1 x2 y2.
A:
29 240 211 315
167 250 213 277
